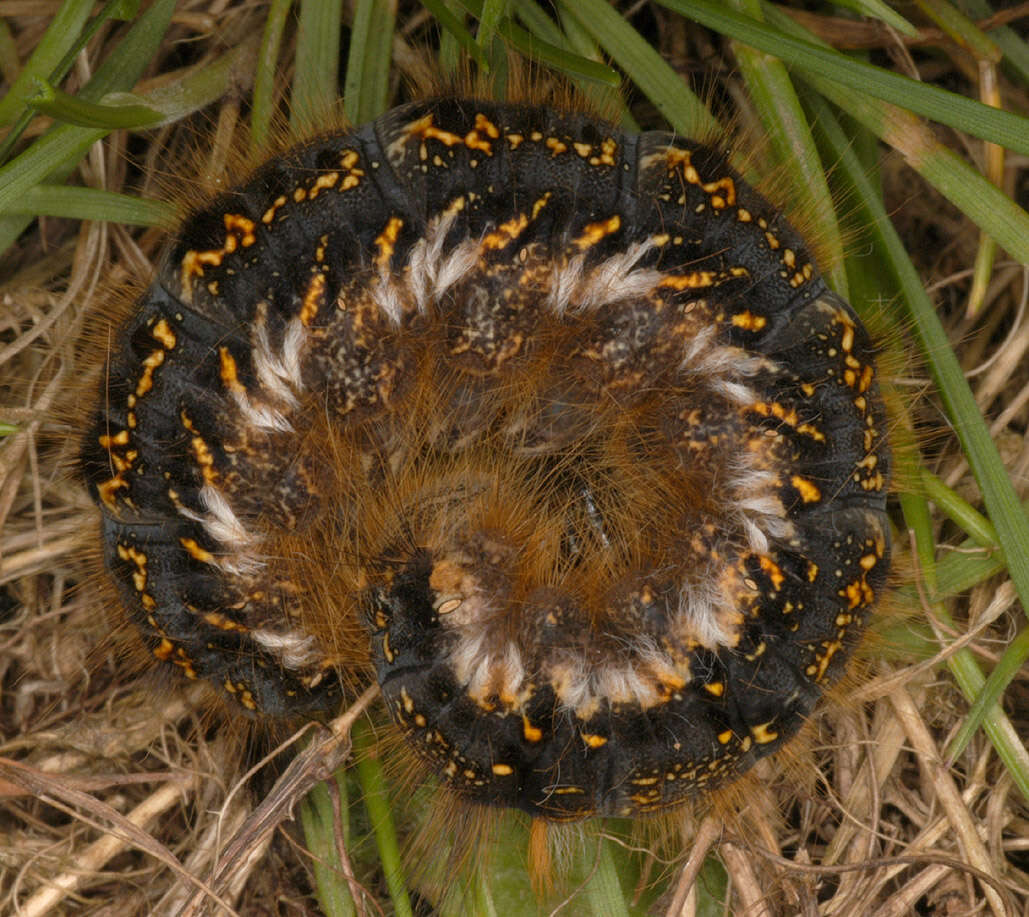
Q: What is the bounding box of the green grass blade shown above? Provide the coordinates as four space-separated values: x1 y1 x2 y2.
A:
762 5 1029 273
419 0 488 70
833 0 918 36
915 0 1001 60
556 0 718 138
932 542 1005 598
251 0 292 150
2 0 143 157
950 626 1029 761
293 0 344 130
476 0 508 48
0 0 93 127
513 0 630 121
300 776 357 917
497 19 620 86
659 0 1029 156
583 836 631 917
0 0 176 256
27 80 163 129
353 720 413 917
726 0 847 297
9 185 175 225
921 470 999 549
343 0 397 127
958 0 1029 84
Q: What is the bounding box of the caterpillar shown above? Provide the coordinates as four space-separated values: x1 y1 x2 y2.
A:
80 96 890 821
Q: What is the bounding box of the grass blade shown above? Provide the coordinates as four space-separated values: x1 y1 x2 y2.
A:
343 0 397 126
556 0 718 138
293 0 344 130
659 0 1029 155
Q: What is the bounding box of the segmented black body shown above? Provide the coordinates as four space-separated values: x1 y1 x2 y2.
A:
81 98 890 819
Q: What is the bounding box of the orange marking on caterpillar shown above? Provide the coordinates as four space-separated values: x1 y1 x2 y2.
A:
300 272 326 325
573 215 621 250
374 216 404 269
218 347 245 393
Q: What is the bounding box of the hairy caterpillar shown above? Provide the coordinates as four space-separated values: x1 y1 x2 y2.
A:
80 96 890 821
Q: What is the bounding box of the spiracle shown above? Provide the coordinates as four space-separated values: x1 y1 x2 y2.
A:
80 97 890 820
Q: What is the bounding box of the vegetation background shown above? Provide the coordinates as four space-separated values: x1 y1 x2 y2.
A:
0 0 1027 914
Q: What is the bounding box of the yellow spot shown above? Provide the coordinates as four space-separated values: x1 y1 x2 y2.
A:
811 640 843 682
338 150 365 189
300 272 325 325
758 555 785 589
506 133 524 149
153 639 175 661
792 476 821 503
545 137 568 156
204 612 247 632
224 213 256 246
374 216 404 269
492 763 514 776
219 347 245 393
573 142 592 157
574 214 621 250
151 319 176 349
117 543 149 594
181 410 218 483
406 114 463 148
731 310 767 332
703 681 724 697
531 192 552 219
98 430 130 448
481 213 529 251
589 138 617 166
581 733 607 749
844 580 875 609
400 687 414 714
180 537 214 564
807 562 819 582
840 320 855 353
443 195 466 218
523 717 543 743
134 349 165 397
659 271 717 290
309 171 339 198
717 730 733 745
464 113 499 154
750 722 778 744
262 194 287 223
97 475 128 509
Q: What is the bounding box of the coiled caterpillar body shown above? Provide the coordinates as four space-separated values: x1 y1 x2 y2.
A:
82 97 890 819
